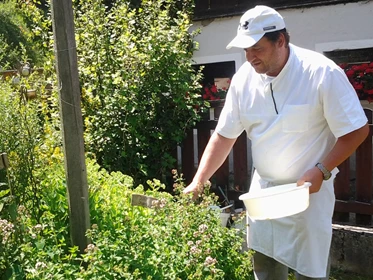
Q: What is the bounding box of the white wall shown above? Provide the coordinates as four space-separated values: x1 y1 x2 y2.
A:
191 2 373 68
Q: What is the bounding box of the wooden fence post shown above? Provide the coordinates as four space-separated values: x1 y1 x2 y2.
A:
355 109 373 225
51 0 90 253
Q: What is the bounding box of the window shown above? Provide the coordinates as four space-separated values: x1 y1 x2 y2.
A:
194 61 235 100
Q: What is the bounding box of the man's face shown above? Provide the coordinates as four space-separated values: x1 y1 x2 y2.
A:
244 35 286 76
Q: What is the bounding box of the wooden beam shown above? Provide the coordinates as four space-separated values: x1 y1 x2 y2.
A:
334 200 373 216
51 0 90 253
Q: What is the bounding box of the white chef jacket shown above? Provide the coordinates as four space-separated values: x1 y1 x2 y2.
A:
215 44 367 277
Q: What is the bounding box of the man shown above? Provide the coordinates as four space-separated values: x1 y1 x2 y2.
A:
183 5 369 280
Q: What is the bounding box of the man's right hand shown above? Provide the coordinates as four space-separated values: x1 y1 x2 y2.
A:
183 181 204 200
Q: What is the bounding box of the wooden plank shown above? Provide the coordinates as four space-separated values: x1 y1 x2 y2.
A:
335 159 351 199
0 155 4 170
196 120 218 130
334 200 373 216
355 110 373 225
131 194 158 208
0 153 9 170
214 156 229 188
51 0 90 253
356 110 373 201
233 132 248 192
356 136 372 202
197 124 212 162
181 129 195 185
333 159 351 222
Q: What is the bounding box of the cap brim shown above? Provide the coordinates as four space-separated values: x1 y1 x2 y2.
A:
226 33 265 50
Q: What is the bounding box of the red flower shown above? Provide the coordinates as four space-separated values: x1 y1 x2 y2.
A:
361 63 369 70
340 62 373 101
201 82 229 101
346 69 355 78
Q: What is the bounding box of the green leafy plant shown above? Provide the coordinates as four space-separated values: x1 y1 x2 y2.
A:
80 168 253 279
1 156 254 279
74 0 206 187
0 0 50 70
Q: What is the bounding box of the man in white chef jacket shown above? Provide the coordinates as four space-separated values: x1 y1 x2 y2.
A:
183 5 369 280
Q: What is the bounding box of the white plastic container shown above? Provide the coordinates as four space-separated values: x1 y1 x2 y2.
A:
219 212 231 227
209 205 233 227
239 182 311 220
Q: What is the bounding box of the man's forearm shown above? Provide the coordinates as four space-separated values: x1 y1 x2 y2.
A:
322 123 369 171
192 132 237 184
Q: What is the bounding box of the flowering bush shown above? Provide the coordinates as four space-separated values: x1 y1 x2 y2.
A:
340 62 373 102
202 82 230 101
0 157 253 279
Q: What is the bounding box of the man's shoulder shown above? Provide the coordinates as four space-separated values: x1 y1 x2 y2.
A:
292 45 335 65
291 44 338 71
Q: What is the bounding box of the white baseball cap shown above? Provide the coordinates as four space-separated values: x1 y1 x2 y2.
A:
226 5 286 49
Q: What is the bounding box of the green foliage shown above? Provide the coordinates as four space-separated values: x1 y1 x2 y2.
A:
81 168 253 279
0 79 40 219
74 0 206 186
0 66 61 220
1 158 253 279
0 0 51 69
0 1 253 278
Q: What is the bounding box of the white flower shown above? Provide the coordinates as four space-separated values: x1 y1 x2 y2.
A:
198 224 208 233
190 246 201 255
204 256 217 266
35 262 47 270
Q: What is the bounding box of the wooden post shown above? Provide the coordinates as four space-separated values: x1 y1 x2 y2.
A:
51 0 90 253
355 109 373 225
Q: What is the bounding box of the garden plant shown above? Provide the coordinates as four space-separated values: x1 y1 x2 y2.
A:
0 0 252 279
1 1 370 279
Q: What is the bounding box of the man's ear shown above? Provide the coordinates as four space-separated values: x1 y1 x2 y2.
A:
277 33 286 48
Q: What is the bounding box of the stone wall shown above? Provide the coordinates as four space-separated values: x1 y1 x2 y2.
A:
331 224 373 277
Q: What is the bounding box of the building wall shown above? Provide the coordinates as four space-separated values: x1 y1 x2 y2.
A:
191 2 373 70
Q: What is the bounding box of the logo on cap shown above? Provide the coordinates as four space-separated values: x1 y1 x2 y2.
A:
239 21 250 30
263 26 276 31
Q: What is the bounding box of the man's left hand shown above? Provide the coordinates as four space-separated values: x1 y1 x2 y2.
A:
297 166 324 193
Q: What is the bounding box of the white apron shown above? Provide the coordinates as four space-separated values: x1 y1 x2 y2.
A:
247 169 337 278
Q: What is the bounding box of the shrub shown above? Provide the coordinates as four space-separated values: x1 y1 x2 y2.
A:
80 168 253 279
75 0 206 187
0 0 50 69
1 157 253 279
